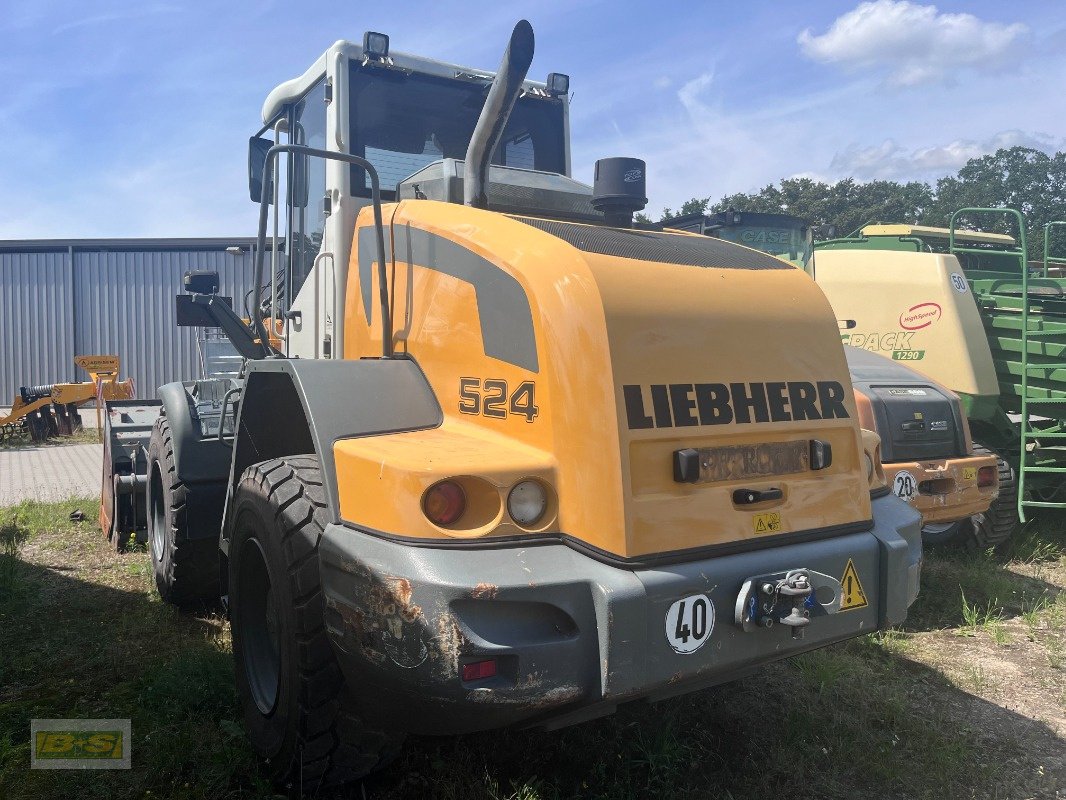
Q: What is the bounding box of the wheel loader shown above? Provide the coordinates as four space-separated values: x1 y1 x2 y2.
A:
664 210 1001 548
125 22 922 789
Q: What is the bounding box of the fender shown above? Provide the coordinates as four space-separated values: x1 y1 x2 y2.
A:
157 380 239 483
156 379 240 541
220 357 443 553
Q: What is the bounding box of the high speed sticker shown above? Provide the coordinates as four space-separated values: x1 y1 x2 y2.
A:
893 470 917 502
665 593 715 654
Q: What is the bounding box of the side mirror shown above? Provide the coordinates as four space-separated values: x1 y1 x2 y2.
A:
248 136 274 202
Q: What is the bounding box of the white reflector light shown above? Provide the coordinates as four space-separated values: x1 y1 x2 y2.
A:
508 480 547 527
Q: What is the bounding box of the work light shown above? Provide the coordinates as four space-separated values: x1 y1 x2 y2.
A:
546 72 569 96
363 31 390 59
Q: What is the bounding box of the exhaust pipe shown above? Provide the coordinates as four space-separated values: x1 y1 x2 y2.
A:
463 20 535 209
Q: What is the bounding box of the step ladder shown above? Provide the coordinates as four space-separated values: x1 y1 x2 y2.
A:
951 210 1066 521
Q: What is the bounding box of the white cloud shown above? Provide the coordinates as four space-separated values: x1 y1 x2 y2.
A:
798 0 1028 86
829 130 1062 181
51 4 181 36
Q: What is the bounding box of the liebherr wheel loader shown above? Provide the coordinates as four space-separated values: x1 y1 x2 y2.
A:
131 22 922 788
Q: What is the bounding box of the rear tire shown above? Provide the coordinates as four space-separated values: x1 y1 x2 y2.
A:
147 415 220 607
925 443 1018 551
229 455 402 791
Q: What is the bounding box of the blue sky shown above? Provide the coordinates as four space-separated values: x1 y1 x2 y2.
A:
2 0 1063 238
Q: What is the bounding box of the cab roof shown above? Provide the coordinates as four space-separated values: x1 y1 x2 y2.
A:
262 39 553 125
860 224 1016 246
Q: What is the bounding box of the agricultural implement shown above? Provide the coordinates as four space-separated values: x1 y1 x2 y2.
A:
813 208 1066 533
0 355 134 443
112 21 923 790
664 210 1002 548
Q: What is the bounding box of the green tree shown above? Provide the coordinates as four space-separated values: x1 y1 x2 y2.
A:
925 147 1066 259
653 146 1065 257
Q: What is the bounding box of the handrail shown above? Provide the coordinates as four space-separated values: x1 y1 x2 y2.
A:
253 144 391 359
1044 221 1066 278
949 207 1030 521
948 207 1027 257
312 250 333 358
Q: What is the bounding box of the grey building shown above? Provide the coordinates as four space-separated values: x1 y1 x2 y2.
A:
0 238 259 402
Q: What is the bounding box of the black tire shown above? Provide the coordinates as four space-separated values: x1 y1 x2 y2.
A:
920 520 965 546
927 443 1019 551
229 456 402 791
147 415 220 607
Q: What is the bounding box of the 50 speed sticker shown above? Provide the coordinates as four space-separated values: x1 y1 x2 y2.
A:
665 594 715 654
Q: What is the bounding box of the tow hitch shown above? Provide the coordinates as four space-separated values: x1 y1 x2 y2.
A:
734 569 843 638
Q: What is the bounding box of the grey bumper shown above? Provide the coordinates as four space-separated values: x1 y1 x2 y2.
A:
319 494 921 735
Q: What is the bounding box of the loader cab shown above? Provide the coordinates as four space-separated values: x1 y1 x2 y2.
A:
248 34 572 360
665 211 813 269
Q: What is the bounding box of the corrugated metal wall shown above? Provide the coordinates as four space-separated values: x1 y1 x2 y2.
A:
0 242 256 401
0 251 77 398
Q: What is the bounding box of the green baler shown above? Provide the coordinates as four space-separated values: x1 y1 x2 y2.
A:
815 208 1066 523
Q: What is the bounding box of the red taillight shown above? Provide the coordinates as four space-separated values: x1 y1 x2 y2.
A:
978 466 997 488
461 659 497 682
423 480 466 525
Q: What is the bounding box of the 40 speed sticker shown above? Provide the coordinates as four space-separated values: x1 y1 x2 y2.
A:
893 470 917 502
665 593 715 654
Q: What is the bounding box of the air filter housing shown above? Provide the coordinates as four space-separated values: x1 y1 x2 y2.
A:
592 158 648 227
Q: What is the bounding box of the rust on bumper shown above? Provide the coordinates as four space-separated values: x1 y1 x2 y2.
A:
884 453 998 525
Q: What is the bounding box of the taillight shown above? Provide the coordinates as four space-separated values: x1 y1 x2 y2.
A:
507 480 547 527
978 466 997 488
461 658 497 681
423 480 466 525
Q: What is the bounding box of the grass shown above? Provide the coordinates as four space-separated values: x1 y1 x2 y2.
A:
0 499 1063 799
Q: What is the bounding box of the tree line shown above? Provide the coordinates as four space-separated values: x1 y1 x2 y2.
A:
639 147 1066 260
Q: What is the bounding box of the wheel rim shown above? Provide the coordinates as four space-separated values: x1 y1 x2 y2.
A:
148 464 166 560
237 537 281 716
922 522 956 535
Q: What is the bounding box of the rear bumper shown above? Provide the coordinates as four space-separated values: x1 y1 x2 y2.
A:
883 454 998 525
319 494 922 736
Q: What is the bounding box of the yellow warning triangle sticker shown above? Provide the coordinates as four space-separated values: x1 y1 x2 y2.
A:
839 558 868 611
754 517 768 533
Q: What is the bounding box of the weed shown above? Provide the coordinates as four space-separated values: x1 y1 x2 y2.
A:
967 664 987 692
959 589 1006 638
1046 637 1064 670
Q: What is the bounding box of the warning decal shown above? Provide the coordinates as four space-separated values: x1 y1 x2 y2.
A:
840 559 868 611
752 512 782 535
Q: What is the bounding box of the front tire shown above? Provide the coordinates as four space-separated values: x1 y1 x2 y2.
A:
147 415 220 607
229 455 402 790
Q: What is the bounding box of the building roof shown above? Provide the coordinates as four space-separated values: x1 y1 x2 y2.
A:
0 237 262 253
